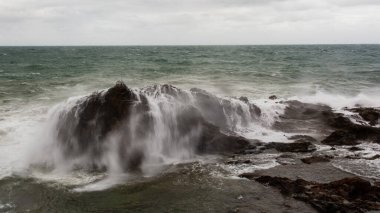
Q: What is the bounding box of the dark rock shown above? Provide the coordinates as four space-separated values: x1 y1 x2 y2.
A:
57 81 140 155
226 159 252 165
249 176 380 213
366 154 380 160
288 135 317 143
266 140 316 153
238 149 262 155
239 173 258 180
322 130 359 146
348 146 364 152
345 154 361 160
322 114 380 145
301 156 331 164
197 123 250 154
238 96 261 118
239 96 249 103
278 153 296 158
273 100 335 135
56 82 253 171
278 101 333 121
269 95 278 100
350 108 380 126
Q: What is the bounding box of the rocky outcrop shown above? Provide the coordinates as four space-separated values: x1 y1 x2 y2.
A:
57 82 142 155
242 175 380 213
349 107 380 126
55 82 253 171
322 114 380 145
273 100 334 135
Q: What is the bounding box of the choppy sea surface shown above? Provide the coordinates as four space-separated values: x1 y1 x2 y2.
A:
0 45 380 212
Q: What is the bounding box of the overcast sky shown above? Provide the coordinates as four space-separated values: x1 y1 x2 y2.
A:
0 0 379 45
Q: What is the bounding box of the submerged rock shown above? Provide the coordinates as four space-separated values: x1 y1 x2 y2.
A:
245 176 380 213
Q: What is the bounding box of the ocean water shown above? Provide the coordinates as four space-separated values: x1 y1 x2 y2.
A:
0 45 380 212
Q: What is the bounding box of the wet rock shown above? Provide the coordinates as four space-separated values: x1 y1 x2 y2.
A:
322 130 359 146
288 135 317 143
226 159 252 165
269 95 277 100
266 140 316 153
190 88 229 128
56 82 253 171
249 176 380 213
197 123 250 154
301 156 331 164
276 154 297 165
57 81 140 154
322 114 380 145
366 154 380 160
345 154 361 160
278 153 296 158
273 100 334 134
350 107 380 126
239 96 249 103
348 146 364 152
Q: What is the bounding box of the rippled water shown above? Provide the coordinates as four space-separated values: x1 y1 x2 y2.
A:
1 45 380 212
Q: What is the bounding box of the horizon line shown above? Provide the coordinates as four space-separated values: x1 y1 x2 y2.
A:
0 43 379 47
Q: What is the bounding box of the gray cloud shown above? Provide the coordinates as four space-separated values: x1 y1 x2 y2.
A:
0 0 379 45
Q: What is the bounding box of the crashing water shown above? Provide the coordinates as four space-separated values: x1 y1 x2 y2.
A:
24 84 280 180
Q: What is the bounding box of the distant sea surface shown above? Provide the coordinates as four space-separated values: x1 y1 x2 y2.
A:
1 45 380 102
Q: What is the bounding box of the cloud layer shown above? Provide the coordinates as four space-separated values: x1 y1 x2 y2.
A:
0 0 379 45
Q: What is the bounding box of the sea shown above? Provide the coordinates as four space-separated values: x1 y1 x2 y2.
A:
0 45 380 212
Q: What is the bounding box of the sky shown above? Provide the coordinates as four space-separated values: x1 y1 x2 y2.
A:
0 0 379 45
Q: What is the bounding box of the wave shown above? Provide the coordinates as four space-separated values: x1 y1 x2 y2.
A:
290 90 380 109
